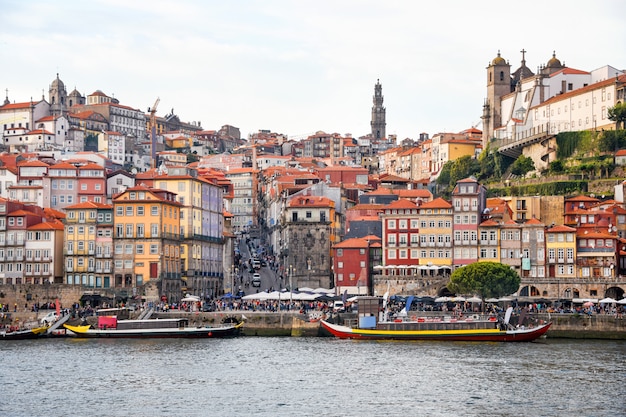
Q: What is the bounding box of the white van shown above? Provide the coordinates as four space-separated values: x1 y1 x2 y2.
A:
40 312 59 325
252 273 261 287
333 301 345 312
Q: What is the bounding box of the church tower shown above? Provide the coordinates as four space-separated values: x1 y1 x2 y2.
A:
370 79 386 139
482 51 511 147
49 73 68 117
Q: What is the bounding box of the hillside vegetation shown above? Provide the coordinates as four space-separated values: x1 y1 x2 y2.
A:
436 129 626 199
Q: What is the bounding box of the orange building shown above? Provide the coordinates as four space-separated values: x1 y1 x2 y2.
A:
112 185 182 302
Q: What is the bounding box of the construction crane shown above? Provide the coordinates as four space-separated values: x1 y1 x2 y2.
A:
148 97 160 168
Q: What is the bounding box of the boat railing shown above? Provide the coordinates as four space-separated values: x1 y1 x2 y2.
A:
397 313 499 323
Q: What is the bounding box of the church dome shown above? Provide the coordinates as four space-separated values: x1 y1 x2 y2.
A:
546 51 562 68
492 51 506 65
51 73 65 89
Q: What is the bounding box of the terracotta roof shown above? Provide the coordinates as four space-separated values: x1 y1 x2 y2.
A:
65 201 111 210
384 199 419 210
288 195 334 208
418 197 451 209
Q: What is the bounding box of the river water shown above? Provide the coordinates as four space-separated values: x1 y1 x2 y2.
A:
0 337 624 417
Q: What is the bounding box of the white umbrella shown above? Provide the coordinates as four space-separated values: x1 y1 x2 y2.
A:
313 287 333 294
467 296 483 303
599 297 617 304
435 296 449 303
451 296 466 302
242 291 270 300
617 298 626 305
485 298 499 303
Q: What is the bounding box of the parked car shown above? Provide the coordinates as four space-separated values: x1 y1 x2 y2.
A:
40 312 59 325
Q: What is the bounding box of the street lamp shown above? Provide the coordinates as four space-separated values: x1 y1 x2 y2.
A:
289 265 294 306
231 264 235 294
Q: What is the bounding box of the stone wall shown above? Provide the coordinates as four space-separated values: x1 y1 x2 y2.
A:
0 284 88 311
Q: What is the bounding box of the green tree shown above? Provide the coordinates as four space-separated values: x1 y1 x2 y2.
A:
510 155 535 176
450 155 480 185
447 262 521 301
549 159 565 174
608 102 626 130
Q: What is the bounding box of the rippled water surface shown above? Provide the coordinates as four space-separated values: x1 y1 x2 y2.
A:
1 337 624 416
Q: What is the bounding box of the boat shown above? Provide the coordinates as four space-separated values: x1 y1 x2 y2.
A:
321 318 551 342
64 316 243 339
321 298 551 342
0 326 48 340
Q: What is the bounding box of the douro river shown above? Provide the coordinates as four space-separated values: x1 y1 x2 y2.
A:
0 337 623 416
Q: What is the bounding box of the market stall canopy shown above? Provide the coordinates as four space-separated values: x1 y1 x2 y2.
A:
599 297 617 304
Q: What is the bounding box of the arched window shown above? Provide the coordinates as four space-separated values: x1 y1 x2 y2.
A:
499 71 504 81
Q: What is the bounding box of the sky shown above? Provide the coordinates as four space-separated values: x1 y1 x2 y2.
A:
2 0 626 140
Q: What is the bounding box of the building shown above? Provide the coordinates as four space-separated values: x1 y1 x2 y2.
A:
483 50 625 169
282 195 335 290
417 197 453 275
333 235 381 295
112 185 183 303
451 177 487 267
63 202 113 289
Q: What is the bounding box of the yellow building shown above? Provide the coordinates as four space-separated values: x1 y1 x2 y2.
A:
545 225 577 294
64 201 113 288
417 197 453 273
112 185 182 302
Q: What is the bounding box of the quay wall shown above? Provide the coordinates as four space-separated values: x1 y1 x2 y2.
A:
156 311 626 339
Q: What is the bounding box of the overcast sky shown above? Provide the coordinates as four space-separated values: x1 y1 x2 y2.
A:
2 0 625 140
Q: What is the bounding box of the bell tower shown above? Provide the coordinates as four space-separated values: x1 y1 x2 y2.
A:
482 51 511 147
49 73 68 117
370 79 386 140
